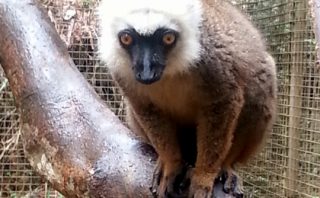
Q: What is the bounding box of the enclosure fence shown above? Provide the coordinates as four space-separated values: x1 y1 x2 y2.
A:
0 0 319 197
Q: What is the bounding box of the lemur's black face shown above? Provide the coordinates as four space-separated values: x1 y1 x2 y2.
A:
118 28 179 85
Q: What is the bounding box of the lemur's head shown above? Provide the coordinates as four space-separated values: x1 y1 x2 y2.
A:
98 0 203 84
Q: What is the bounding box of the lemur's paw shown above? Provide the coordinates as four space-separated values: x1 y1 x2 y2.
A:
221 169 244 198
151 159 191 198
188 170 216 198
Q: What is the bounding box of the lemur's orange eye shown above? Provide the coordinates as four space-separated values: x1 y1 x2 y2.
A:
120 33 133 46
163 33 176 45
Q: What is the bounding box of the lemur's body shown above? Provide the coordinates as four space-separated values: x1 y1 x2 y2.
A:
98 0 277 197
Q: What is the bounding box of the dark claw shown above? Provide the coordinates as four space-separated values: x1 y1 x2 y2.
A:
151 161 163 196
173 165 192 194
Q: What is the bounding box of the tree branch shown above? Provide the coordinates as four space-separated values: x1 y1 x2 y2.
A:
0 0 233 197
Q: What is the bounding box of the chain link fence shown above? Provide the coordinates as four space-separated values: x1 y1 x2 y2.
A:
0 0 319 197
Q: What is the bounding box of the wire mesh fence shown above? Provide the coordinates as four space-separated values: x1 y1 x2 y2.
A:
237 0 320 197
0 0 319 197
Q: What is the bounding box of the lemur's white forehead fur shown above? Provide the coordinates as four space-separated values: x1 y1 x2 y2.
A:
98 0 203 77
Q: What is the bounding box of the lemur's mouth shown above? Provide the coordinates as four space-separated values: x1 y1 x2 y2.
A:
134 66 164 85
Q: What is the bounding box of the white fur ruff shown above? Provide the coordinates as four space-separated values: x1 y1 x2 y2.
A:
98 0 203 78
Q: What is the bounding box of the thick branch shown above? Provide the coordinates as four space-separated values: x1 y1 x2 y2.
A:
0 0 231 197
0 0 155 197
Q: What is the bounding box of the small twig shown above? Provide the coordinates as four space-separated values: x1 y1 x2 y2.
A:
66 18 75 46
0 78 8 93
0 120 21 161
310 0 320 69
0 109 17 122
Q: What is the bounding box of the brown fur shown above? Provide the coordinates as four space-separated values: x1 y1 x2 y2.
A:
111 0 277 197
